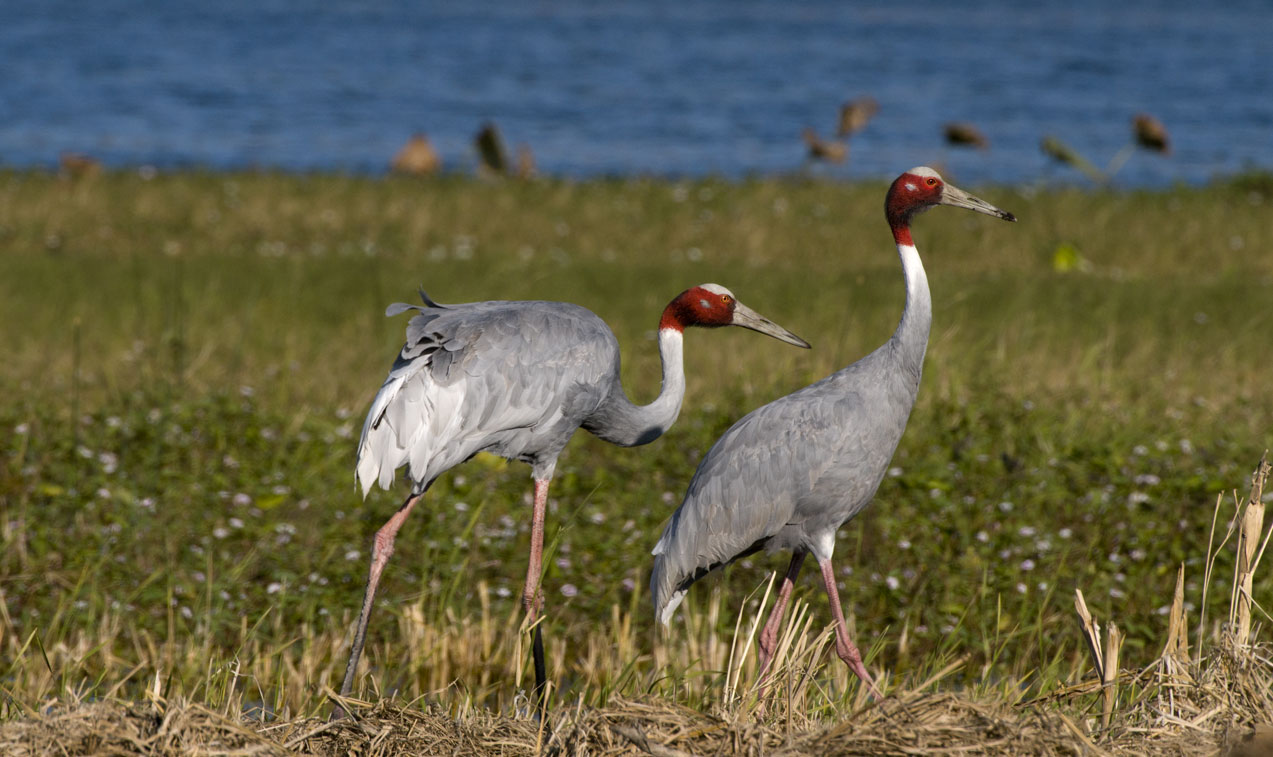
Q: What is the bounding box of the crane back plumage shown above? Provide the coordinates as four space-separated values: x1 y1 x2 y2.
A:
651 243 932 624
355 292 624 498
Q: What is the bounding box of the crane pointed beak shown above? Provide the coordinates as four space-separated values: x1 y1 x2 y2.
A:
939 183 1017 222
729 302 811 348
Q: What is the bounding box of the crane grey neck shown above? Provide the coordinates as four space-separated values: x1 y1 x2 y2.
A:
584 328 686 447
889 241 932 383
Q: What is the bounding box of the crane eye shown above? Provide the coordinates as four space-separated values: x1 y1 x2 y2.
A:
926 177 937 186
720 295 732 305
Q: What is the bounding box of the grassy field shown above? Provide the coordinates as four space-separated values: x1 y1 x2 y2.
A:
1 169 1271 748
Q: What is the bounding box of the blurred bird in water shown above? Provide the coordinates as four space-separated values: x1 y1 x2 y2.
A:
803 127 847 164
837 97 880 138
391 134 441 175
1133 113 1170 155
943 122 988 150
475 122 509 176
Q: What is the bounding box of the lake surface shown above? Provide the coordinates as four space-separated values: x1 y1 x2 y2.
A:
2 1 1269 186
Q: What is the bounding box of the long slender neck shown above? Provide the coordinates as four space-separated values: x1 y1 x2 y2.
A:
889 222 932 382
585 326 686 448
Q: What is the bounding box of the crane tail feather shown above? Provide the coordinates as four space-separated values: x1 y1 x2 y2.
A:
659 590 687 626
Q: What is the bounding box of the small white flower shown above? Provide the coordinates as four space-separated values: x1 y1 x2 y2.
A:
1018 526 1036 538
975 530 989 543
213 527 230 539
232 493 251 507
1020 559 1035 571
345 549 361 561
885 576 900 591
560 584 578 598
1059 527 1073 539
229 517 244 529
14 423 29 434
1016 583 1028 594
897 539 911 550
998 501 1014 513
267 582 284 594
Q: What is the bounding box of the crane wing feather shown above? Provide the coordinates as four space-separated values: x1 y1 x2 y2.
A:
356 297 615 498
651 381 883 623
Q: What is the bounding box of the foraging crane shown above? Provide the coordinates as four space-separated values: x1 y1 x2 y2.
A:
336 284 809 714
943 122 989 150
836 97 880 138
651 168 1015 700
803 127 848 164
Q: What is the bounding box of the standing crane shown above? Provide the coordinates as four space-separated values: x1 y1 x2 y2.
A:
651 168 1015 700
336 284 809 716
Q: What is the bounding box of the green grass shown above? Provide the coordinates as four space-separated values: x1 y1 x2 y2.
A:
0 169 1270 718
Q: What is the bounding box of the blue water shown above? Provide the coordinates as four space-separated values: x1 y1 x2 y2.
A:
2 1 1269 186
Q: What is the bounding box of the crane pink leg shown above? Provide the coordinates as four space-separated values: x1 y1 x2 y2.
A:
522 478 551 703
521 478 551 622
333 492 423 717
757 551 806 696
818 558 883 700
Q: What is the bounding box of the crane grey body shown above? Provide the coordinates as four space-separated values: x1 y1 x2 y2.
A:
358 298 640 497
335 284 808 717
652 333 924 614
651 167 1015 701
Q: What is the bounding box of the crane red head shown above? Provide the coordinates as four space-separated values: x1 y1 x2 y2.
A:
885 166 1016 245
659 284 810 348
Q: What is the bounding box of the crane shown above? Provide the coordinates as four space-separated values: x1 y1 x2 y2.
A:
335 284 809 715
651 167 1015 701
